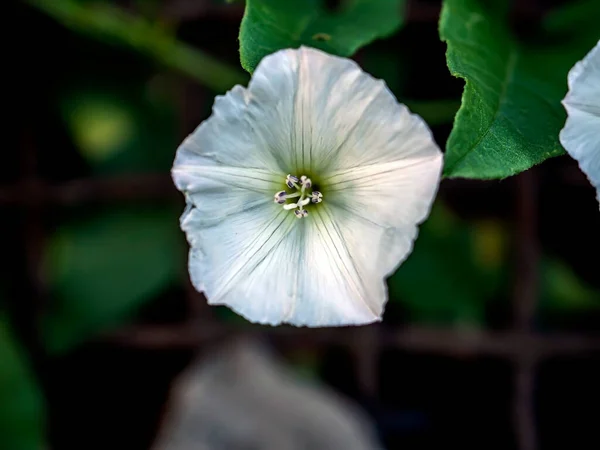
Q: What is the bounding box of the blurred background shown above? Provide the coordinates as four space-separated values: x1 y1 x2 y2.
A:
5 0 599 449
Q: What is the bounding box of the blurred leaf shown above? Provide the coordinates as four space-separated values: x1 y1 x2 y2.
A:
360 48 407 95
0 316 46 450
59 84 178 174
439 0 599 179
360 50 460 126
63 93 136 164
27 0 247 93
213 305 251 324
43 206 184 353
239 0 406 72
540 259 600 311
403 99 460 127
387 205 507 326
543 0 600 38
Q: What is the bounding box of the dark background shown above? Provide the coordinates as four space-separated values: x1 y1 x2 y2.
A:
5 1 600 449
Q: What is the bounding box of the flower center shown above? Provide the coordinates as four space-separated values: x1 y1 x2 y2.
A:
273 174 323 218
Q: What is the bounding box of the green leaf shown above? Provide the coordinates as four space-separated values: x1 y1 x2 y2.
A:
26 0 247 93
540 259 600 311
543 0 600 39
0 316 46 450
439 0 599 179
59 83 178 174
42 206 184 353
239 0 406 73
387 205 508 326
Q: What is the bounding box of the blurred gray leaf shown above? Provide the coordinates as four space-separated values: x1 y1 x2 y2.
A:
154 340 381 450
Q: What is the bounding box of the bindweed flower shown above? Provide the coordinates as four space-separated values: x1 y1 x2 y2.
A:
560 40 600 207
172 47 443 327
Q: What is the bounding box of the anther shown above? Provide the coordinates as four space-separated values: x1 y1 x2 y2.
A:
300 175 312 189
273 191 287 204
311 191 323 203
294 209 308 218
286 174 299 189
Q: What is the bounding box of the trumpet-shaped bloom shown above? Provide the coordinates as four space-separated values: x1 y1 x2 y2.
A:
172 47 443 327
560 40 600 207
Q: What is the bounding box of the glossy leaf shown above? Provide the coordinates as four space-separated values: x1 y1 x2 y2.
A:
239 0 405 72
440 0 599 179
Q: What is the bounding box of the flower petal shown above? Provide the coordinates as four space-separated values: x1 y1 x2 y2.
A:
183 206 381 326
253 46 440 174
181 202 296 320
560 40 600 205
323 112 443 279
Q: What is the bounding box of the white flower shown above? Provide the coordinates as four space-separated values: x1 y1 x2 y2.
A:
560 40 600 207
172 47 443 327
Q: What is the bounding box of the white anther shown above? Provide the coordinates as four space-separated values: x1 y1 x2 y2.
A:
286 174 300 189
311 191 323 203
294 209 308 218
300 175 312 189
274 191 287 204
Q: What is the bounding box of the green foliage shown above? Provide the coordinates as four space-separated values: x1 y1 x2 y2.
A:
439 0 599 179
360 47 460 126
239 0 406 72
0 317 46 450
388 205 507 326
540 259 600 311
59 83 178 174
43 206 184 353
26 0 247 92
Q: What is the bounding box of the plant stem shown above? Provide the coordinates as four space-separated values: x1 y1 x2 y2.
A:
26 0 249 93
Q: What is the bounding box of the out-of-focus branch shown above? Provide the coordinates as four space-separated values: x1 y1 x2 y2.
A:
103 322 600 357
26 0 249 93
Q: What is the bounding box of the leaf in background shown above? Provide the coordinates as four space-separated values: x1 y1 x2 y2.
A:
439 0 599 179
543 0 600 40
63 92 137 164
387 205 507 326
59 83 178 174
43 206 184 353
540 259 600 311
239 0 406 73
0 316 46 450
360 49 460 126
26 0 247 93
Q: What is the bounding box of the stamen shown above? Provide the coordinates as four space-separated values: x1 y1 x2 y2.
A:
286 174 300 189
275 174 322 217
294 209 308 218
300 175 312 189
273 191 287 204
